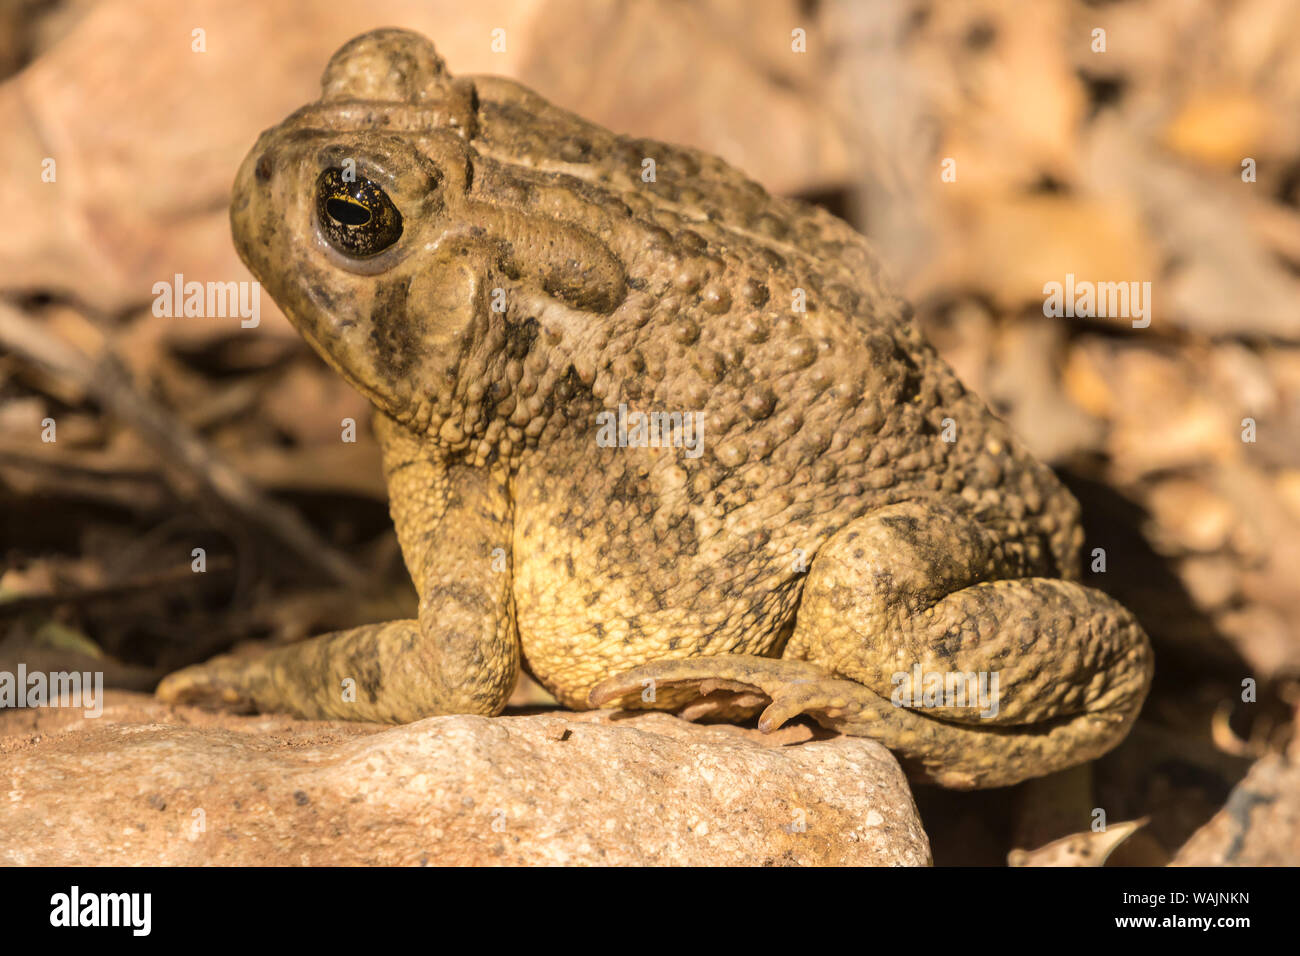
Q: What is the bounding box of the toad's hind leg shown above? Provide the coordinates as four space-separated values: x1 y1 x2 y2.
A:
591 500 1153 789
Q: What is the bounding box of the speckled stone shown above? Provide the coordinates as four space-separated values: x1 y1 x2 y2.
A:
0 692 930 866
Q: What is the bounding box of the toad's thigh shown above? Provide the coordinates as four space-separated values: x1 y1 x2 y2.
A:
784 500 1152 727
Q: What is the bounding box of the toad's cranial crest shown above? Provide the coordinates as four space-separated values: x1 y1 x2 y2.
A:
157 28 1153 789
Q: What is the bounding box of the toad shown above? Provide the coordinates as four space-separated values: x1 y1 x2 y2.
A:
157 29 1153 788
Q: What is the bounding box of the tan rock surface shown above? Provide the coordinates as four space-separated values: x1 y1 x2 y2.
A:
0 692 930 866
1173 755 1300 866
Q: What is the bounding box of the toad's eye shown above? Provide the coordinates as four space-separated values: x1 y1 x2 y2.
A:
315 168 403 258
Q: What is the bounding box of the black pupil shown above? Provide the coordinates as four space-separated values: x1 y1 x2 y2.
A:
327 197 371 226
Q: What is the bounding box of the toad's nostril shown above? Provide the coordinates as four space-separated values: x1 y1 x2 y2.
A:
327 198 372 226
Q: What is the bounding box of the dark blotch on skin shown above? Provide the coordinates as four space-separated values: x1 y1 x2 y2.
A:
341 631 387 703
505 316 540 360
368 276 419 378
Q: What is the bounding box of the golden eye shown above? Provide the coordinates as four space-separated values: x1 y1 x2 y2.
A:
315 168 403 258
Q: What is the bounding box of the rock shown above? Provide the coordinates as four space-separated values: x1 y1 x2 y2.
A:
1173 755 1300 866
0 691 930 866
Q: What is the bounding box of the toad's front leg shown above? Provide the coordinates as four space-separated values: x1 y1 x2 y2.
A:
157 415 518 722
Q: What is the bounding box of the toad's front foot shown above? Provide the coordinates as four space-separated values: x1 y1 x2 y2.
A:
157 620 435 722
156 653 263 714
158 614 518 723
